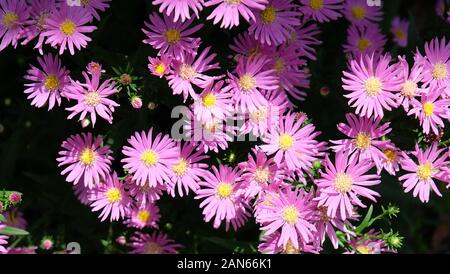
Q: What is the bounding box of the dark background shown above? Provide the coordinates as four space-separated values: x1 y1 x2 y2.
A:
0 0 449 253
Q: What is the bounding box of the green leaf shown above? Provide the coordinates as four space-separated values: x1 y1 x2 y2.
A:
355 205 373 234
0 214 6 223
0 226 29 236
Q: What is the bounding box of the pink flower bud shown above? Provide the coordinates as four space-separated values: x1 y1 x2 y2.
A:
41 239 54 250
8 192 21 204
131 96 143 109
115 236 126 245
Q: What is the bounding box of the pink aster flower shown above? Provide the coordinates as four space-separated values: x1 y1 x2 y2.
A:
330 113 392 169
24 53 71 110
205 0 268 29
258 231 320 254
195 165 251 230
128 231 182 254
229 31 275 61
167 141 209 197
6 246 37 254
342 53 402 119
0 224 8 254
192 80 233 126
73 183 92 205
346 229 394 254
399 144 449 203
167 46 220 101
248 0 300 46
125 176 166 207
395 55 426 112
420 37 450 89
20 0 56 54
390 17 409 48
42 5 97 55
344 23 386 58
152 0 204 23
408 87 450 135
258 188 317 250
142 12 202 58
124 203 161 229
343 0 382 26
121 128 179 187
64 70 119 126
3 208 27 229
377 141 402 176
88 172 132 222
259 112 324 172
59 0 111 21
57 132 113 189
0 0 29 51
225 56 278 113
148 55 172 78
315 151 381 220
299 0 343 23
238 148 285 198
286 21 321 61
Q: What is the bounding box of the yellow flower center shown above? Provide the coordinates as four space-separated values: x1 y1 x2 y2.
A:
179 64 196 80
351 6 366 21
260 6 277 24
401 80 417 97
79 148 96 166
309 0 323 10
250 107 268 123
278 133 294 151
334 172 353 193
354 132 371 150
356 245 372 254
2 12 19 29
432 63 448 80
238 73 256 92
282 205 299 225
254 167 270 184
136 209 151 223
364 77 382 96
202 93 216 108
44 74 60 92
172 158 189 176
273 58 285 73
84 91 101 107
216 182 233 198
225 0 241 4
154 63 166 75
284 240 299 254
357 38 371 52
417 161 433 180
318 206 331 222
394 29 406 40
247 46 260 59
145 242 162 254
164 28 181 44
140 149 159 167
80 0 90 5
422 102 434 117
106 187 122 203
60 20 76 36
202 121 219 134
383 149 396 162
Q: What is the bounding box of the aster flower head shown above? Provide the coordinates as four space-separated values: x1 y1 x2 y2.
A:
230 31 275 61
57 132 113 189
378 141 402 176
167 46 220 101
64 70 119 127
331 113 392 169
42 5 97 55
347 229 393 254
205 0 268 29
343 0 383 26
152 0 204 23
124 203 161 229
344 23 386 58
128 231 182 254
167 141 209 197
258 188 317 250
121 128 179 187
0 0 29 51
258 231 320 254
148 55 172 78
342 53 402 119
315 151 381 220
195 164 250 230
88 172 132 222
248 0 300 46
395 55 426 111
24 53 71 110
420 37 450 89
299 0 343 23
125 176 166 207
390 17 409 48
142 12 202 59
286 20 321 61
225 56 278 113
0 224 8 254
260 112 325 173
59 0 111 21
408 87 450 135
399 143 449 203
